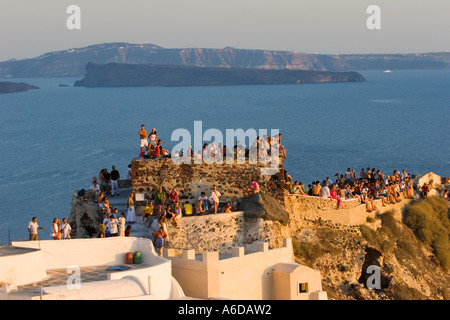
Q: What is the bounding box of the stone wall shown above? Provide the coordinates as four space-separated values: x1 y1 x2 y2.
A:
130 157 286 204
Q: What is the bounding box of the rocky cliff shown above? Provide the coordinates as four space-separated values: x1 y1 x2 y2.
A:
1 43 449 77
73 62 365 87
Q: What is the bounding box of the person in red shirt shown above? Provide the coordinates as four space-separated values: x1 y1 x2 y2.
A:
169 188 178 203
153 141 161 158
421 183 429 198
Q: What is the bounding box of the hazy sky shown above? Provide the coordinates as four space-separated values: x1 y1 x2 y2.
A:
1 0 449 61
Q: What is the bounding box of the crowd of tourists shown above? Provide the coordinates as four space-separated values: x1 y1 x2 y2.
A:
137 124 287 162
286 167 418 212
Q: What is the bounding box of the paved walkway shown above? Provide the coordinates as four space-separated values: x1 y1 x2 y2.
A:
107 187 155 238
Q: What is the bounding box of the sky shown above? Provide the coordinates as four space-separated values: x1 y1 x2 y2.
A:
1 0 449 61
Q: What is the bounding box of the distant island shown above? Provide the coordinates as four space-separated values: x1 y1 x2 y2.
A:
73 62 365 87
1 43 449 78
0 81 39 94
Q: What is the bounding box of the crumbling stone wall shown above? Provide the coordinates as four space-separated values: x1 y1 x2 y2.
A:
130 157 286 204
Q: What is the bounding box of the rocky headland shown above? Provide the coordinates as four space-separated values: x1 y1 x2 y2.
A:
0 81 39 94
73 62 365 87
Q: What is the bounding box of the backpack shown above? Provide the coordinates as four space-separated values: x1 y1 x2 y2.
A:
78 189 86 197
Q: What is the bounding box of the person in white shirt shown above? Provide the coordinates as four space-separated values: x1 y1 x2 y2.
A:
198 192 209 212
84 179 101 201
28 217 44 241
210 186 221 214
60 218 72 239
118 213 126 236
320 182 331 198
344 169 352 182
105 216 119 237
400 169 408 180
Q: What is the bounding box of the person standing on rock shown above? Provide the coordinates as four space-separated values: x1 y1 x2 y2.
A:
110 165 120 197
138 124 148 154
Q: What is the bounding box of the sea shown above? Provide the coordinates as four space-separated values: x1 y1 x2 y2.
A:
0 70 449 244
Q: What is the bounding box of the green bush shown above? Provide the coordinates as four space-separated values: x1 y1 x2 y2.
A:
360 210 398 253
403 196 450 270
295 241 324 263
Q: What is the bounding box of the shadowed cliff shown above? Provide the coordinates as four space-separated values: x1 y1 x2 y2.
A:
73 62 365 87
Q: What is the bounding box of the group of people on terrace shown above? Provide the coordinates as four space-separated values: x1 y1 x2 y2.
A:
143 186 239 229
137 124 287 162
80 165 135 238
287 167 417 212
26 216 72 241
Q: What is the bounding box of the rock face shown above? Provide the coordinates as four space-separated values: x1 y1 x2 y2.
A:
2 43 449 78
239 193 290 226
0 81 39 94
73 62 365 87
67 191 101 239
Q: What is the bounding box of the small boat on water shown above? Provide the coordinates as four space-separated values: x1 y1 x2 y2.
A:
384 70 392 73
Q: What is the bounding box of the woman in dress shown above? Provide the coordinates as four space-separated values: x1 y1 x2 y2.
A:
210 186 221 214
126 192 136 223
126 164 132 181
52 218 61 240
118 212 126 236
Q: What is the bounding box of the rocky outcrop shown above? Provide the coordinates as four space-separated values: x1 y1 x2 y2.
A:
0 81 39 94
239 192 290 226
67 191 101 239
73 62 365 87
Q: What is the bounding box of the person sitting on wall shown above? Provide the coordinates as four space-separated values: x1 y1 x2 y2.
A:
320 181 331 199
183 201 193 216
329 184 341 209
198 192 209 212
143 201 155 227
172 202 183 228
247 179 260 195
222 202 232 213
153 141 161 158
169 188 178 204
311 181 321 197
84 179 101 202
230 197 238 211
360 190 376 212
155 187 166 206
196 200 205 215
153 226 167 256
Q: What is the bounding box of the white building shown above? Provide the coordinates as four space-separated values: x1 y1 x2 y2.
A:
0 237 326 300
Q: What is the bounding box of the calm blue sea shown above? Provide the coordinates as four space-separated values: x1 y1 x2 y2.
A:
1 70 449 243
